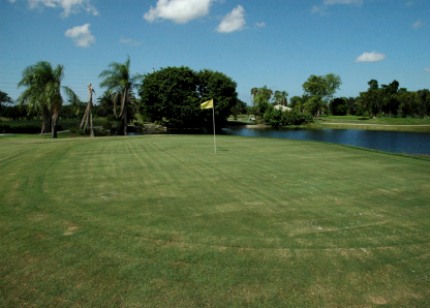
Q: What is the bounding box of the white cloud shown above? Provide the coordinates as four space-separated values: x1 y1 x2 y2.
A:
144 0 212 24
412 20 424 29
65 23 95 47
356 51 386 63
323 0 363 5
311 5 325 14
216 5 246 33
313 0 363 14
119 36 142 47
255 22 266 28
27 0 98 17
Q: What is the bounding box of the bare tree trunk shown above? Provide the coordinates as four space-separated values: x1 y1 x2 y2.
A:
89 84 94 137
41 108 50 134
51 117 58 138
80 84 95 137
90 112 94 137
121 88 128 136
123 107 127 136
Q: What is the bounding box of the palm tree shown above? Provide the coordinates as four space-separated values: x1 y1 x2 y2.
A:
273 90 289 106
0 90 12 107
99 57 142 135
18 61 75 138
0 90 12 129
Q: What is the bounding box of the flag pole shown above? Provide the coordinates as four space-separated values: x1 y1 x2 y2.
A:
200 98 216 154
212 105 216 154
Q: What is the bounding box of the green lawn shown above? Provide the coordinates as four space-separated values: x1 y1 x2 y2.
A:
315 116 430 132
1 134 429 307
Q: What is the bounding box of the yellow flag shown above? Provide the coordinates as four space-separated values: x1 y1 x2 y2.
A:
200 99 214 110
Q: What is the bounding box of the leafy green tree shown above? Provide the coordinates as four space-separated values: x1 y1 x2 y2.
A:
303 74 341 100
357 79 382 117
0 90 13 130
272 90 288 106
304 96 324 117
357 80 412 117
230 99 247 120
99 57 142 135
417 89 430 117
1 104 26 120
380 80 400 116
139 66 239 129
140 66 200 127
302 73 341 117
344 97 358 115
251 86 273 117
329 98 348 115
0 90 12 117
368 79 378 91
263 108 312 127
0 90 12 105
290 95 306 113
198 69 239 127
397 91 419 117
18 61 76 138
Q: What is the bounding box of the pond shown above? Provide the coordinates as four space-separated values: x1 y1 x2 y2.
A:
222 127 430 155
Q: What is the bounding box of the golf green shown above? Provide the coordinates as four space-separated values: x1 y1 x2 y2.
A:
1 134 429 306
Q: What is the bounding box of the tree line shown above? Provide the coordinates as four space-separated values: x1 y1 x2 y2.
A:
1 58 430 137
252 75 430 127
1 58 245 137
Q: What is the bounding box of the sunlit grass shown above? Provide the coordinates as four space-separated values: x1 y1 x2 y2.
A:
1 134 429 306
316 116 430 132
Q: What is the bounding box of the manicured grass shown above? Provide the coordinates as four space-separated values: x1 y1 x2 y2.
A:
1 134 429 306
315 116 430 132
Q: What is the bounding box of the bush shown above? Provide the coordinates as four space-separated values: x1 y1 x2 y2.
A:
264 109 313 127
0 123 41 134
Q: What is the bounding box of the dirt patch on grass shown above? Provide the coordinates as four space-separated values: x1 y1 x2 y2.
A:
63 223 79 236
369 295 389 305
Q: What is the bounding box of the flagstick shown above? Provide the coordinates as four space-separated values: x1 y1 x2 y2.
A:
212 106 216 154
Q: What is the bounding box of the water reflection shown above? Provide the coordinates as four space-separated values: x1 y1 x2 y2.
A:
222 127 430 155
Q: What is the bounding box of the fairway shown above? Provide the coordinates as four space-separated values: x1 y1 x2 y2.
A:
1 134 429 306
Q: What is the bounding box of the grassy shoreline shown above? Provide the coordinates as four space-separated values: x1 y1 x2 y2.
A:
313 116 430 132
229 115 430 132
3 115 430 134
1 135 430 306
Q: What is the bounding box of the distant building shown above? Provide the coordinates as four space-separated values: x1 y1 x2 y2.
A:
273 104 292 112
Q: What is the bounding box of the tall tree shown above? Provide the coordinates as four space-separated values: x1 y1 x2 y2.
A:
18 61 74 138
358 79 403 117
417 89 430 117
303 74 341 100
140 66 199 127
99 57 142 135
0 90 12 128
251 86 273 117
381 80 400 116
198 69 239 127
0 90 12 116
302 73 341 117
272 90 288 106
140 66 239 129
80 83 96 136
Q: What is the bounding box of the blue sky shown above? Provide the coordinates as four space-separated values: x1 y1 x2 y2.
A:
1 0 429 104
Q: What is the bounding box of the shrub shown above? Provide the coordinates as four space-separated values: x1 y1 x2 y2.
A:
264 109 313 127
